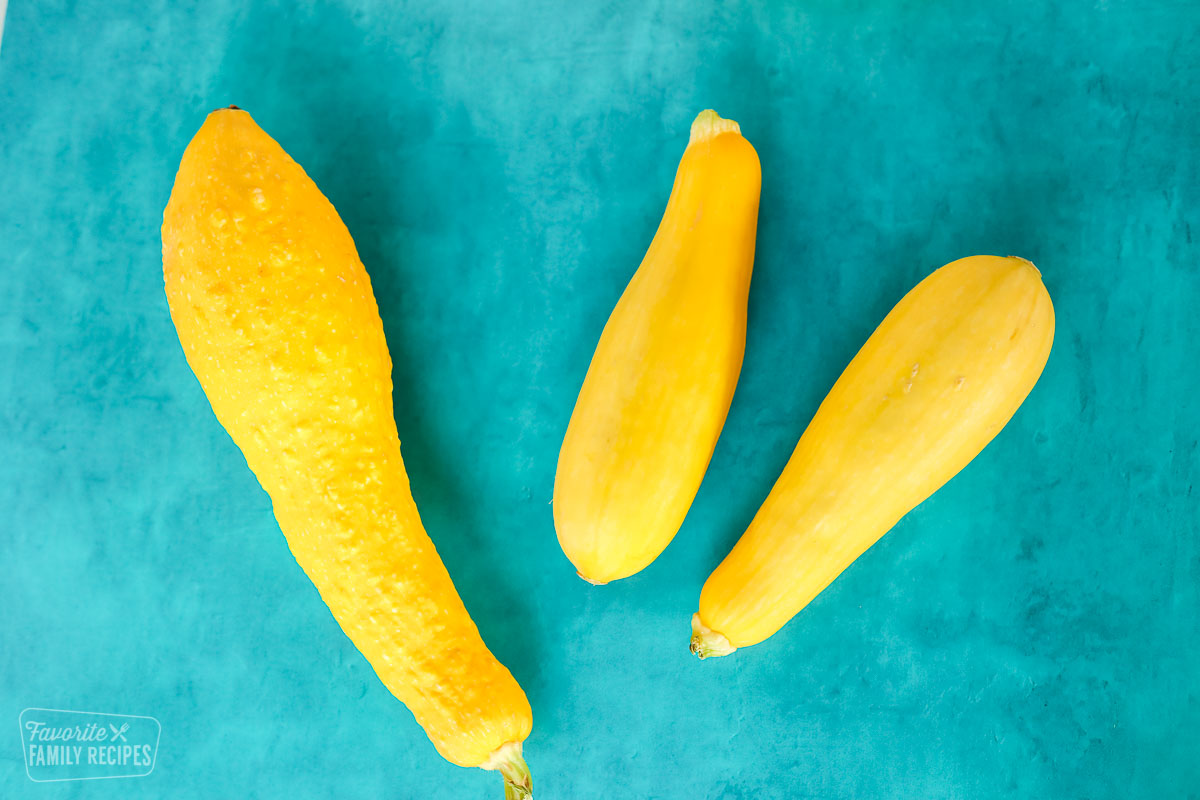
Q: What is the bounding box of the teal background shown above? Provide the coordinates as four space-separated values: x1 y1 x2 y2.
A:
1 0 1197 797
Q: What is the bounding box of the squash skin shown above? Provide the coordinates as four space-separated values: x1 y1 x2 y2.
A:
554 111 761 584
162 110 532 781
695 255 1054 654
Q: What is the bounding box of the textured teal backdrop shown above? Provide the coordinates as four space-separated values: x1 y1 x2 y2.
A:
1 1 1197 798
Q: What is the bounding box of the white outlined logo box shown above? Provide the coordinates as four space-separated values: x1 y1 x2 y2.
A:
19 708 160 782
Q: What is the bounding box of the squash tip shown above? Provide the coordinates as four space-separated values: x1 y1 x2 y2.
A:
690 613 736 660
689 109 741 145
1009 255 1041 277
576 571 609 586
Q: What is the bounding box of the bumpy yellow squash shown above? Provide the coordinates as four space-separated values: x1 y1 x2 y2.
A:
692 255 1054 658
554 110 761 584
162 109 533 796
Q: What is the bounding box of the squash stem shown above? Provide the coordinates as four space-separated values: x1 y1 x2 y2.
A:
690 613 737 659
483 741 532 800
689 109 741 145
1009 255 1041 276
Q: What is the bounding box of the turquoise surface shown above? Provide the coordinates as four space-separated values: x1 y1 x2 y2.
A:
1 1 1197 797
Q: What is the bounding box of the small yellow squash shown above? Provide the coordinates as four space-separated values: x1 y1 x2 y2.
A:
692 255 1054 658
554 110 761 584
162 109 533 796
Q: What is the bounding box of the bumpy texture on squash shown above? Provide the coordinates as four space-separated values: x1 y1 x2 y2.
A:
693 255 1054 658
162 108 532 796
554 110 761 584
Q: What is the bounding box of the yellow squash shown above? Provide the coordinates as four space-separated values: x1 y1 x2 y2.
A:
162 108 533 796
692 255 1054 658
554 110 761 584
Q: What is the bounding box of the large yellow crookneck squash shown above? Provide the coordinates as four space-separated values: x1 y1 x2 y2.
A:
692 255 1054 658
162 109 533 797
554 110 761 584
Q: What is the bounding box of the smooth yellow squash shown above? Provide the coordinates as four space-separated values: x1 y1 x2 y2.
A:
162 108 533 797
554 110 761 584
692 255 1054 658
